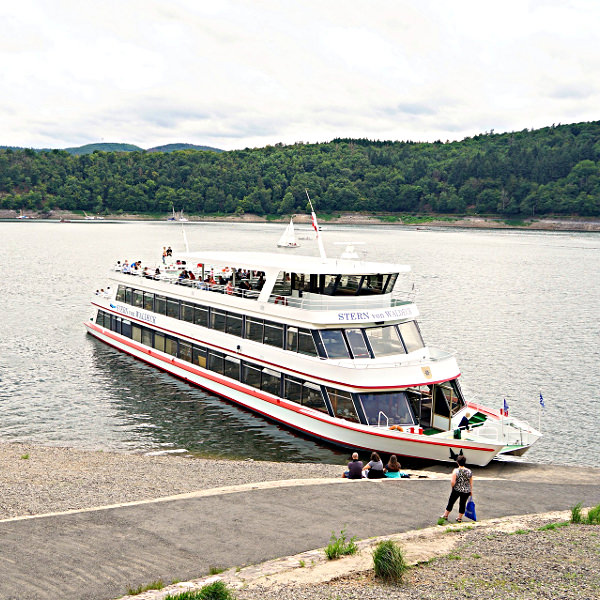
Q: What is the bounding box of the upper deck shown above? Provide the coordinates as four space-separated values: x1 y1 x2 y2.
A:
111 251 417 327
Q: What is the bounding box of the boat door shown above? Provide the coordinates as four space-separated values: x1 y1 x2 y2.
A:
431 383 453 431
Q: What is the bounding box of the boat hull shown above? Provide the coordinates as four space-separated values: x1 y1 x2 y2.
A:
85 322 504 466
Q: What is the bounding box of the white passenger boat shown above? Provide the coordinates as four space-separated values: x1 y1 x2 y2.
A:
86 248 541 466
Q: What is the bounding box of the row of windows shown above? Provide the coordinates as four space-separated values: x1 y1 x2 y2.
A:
273 271 399 297
115 285 425 361
95 310 462 428
116 285 318 356
96 310 357 421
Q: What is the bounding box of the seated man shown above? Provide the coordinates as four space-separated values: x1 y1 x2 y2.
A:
458 412 471 430
343 452 363 479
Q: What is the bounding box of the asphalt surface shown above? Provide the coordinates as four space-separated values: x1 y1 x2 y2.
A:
1 465 599 600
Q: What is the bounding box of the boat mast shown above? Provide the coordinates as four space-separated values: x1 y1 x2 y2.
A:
305 189 327 261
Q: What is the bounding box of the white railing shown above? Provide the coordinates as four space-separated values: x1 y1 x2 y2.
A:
266 291 414 311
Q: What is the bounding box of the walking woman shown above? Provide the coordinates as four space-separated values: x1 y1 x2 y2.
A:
441 454 473 522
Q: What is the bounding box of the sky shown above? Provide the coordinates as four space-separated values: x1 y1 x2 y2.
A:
1 0 599 151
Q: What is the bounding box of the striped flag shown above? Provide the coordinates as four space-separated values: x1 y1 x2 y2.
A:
539 393 545 409
503 398 509 416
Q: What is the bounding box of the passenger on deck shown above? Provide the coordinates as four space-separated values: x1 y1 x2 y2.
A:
459 413 471 430
256 273 265 290
154 268 161 280
363 452 385 479
225 281 233 295
343 452 364 479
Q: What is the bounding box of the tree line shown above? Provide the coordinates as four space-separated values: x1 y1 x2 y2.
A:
1 120 599 217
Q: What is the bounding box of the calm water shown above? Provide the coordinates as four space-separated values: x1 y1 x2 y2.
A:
0 221 598 466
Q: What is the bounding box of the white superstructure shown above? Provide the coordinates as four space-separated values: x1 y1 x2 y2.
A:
86 249 541 466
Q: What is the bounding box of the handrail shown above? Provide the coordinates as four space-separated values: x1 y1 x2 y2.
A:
377 411 389 427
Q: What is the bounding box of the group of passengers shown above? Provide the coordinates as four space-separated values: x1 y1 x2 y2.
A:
343 452 408 479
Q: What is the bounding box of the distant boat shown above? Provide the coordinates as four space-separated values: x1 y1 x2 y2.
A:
83 211 96 220
178 209 189 222
16 209 30 220
277 217 299 248
167 207 177 221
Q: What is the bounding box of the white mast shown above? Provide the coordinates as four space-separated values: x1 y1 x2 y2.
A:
305 189 327 261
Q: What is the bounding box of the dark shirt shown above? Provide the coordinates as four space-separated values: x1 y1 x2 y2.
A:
459 416 470 430
347 460 363 479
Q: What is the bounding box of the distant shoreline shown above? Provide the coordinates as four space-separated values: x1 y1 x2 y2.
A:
2 210 600 232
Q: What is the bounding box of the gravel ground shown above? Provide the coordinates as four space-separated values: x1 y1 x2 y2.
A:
0 442 343 519
236 522 600 600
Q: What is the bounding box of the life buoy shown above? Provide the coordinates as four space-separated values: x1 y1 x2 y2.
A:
274 296 287 305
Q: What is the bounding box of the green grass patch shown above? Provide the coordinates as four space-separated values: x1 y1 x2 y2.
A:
513 529 530 535
127 580 165 595
503 218 529 226
587 503 600 524
571 502 584 524
163 581 235 600
324 528 358 560
298 559 305 567
20 453 30 460
437 517 447 526
372 540 407 582
208 566 226 575
538 521 570 531
446 553 461 560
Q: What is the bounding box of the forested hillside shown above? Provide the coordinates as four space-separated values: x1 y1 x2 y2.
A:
1 121 599 217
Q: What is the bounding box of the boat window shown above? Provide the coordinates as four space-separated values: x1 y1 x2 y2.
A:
345 328 370 358
284 376 303 403
167 299 180 320
398 321 424 353
125 288 133 305
208 351 224 374
210 309 227 332
384 273 399 293
273 271 292 296
326 387 359 422
111 315 121 334
96 310 106 327
155 295 166 316
225 313 243 337
245 318 264 343
286 326 298 352
434 381 463 417
264 321 284 348
179 341 192 363
336 275 362 296
133 290 143 308
224 357 240 380
320 330 350 359
143 292 154 312
153 333 165 352
121 319 132 338
165 336 178 357
321 274 339 295
364 325 406 357
261 368 280 396
357 391 416 426
302 384 328 413
116 286 126 302
181 303 194 323
193 345 207 368
363 274 385 295
194 305 208 327
298 329 317 356
142 328 153 347
242 363 262 388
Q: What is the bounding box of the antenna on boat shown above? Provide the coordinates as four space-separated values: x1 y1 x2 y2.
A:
181 222 189 253
305 189 327 261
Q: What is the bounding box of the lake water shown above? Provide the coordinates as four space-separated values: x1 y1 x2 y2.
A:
0 220 598 466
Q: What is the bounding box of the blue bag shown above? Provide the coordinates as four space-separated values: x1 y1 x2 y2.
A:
465 496 477 521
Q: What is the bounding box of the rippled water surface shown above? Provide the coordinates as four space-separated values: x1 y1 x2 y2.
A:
1 220 598 465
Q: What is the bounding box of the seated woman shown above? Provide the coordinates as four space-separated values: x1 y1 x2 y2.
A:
384 455 406 478
363 452 385 479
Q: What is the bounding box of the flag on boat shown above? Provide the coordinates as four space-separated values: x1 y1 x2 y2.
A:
539 393 545 409
503 398 509 416
311 210 319 234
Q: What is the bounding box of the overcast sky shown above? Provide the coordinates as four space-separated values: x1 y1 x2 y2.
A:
1 0 598 150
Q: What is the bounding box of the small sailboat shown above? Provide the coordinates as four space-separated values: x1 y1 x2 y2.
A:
178 209 189 222
277 217 299 248
167 207 177 221
17 209 30 219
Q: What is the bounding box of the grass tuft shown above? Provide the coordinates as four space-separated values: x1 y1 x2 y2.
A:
538 521 570 531
127 580 164 595
21 454 30 460
324 528 358 560
587 503 600 524
163 580 236 600
208 567 226 575
571 502 584 524
372 540 407 582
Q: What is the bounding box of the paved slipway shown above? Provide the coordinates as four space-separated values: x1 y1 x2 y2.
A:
1 462 599 600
